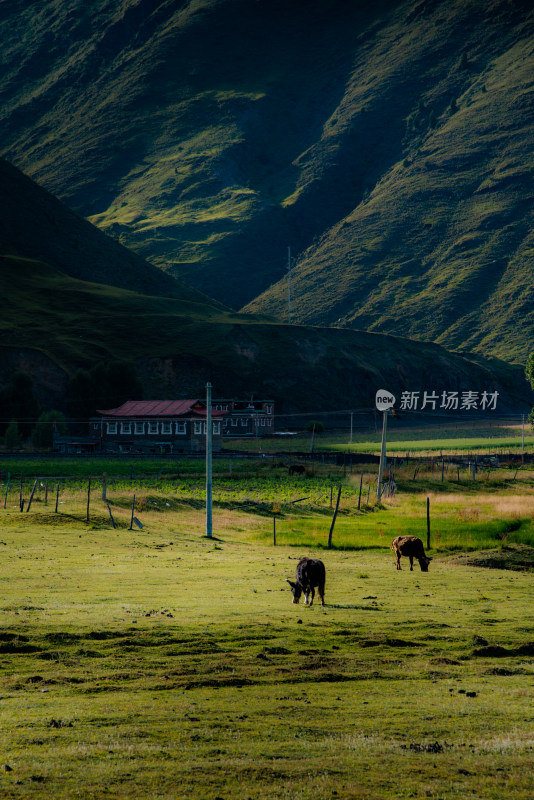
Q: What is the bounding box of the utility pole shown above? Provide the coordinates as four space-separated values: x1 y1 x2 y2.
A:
287 246 291 324
375 390 395 501
206 382 213 539
377 409 388 501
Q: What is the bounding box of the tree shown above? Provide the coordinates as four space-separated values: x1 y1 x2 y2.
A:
4 420 21 451
66 360 143 420
306 421 324 433
31 410 68 450
0 372 41 437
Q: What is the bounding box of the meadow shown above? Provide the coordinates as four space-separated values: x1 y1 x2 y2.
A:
230 418 533 457
0 457 533 799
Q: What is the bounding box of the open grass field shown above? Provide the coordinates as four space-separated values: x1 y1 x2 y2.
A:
226 420 533 457
0 461 533 799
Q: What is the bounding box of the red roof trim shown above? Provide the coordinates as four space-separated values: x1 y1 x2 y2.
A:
98 400 225 418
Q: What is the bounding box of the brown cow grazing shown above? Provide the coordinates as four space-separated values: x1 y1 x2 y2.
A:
391 536 432 572
287 557 325 606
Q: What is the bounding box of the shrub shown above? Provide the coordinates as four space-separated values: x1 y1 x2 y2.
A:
4 420 21 450
32 411 68 449
306 421 325 433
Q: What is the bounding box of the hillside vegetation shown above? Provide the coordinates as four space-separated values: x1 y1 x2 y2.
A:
5 249 530 414
0 158 206 301
1 149 529 417
1 0 533 362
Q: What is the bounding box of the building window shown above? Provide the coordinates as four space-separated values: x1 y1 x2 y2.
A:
134 422 145 435
231 418 238 426
176 422 186 434
267 418 272 426
213 421 220 435
266 405 273 414
107 422 117 435
161 422 172 435
120 422 131 435
148 422 159 435
194 421 205 435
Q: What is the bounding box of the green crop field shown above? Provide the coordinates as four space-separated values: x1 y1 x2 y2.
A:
0 461 533 799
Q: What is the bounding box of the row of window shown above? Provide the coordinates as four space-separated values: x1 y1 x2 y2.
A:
214 404 274 414
226 417 273 427
105 421 220 436
101 417 274 436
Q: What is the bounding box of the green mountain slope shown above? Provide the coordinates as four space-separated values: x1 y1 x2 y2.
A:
0 157 530 414
1 252 529 415
0 158 213 302
245 13 534 362
1 0 533 362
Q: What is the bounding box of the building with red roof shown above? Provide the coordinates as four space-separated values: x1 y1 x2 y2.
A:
94 399 225 454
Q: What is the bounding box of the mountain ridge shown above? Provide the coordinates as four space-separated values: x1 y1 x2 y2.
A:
1 0 533 363
3 248 528 415
0 155 529 415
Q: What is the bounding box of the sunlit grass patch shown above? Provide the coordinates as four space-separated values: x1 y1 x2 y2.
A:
0 495 533 799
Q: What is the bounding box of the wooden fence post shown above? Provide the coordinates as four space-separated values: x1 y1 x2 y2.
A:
426 497 430 550
107 503 116 529
328 486 342 549
129 494 136 530
55 484 59 513
86 478 91 522
3 472 10 509
26 481 38 512
358 473 363 510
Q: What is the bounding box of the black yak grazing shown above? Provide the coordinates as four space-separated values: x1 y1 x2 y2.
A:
287 557 325 606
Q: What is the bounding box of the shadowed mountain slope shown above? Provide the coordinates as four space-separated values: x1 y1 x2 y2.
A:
245 8 534 362
0 161 529 414
1 252 529 415
1 0 533 362
0 158 212 302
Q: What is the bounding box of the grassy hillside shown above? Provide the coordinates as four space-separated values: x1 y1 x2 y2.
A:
1 0 533 362
0 153 529 416
0 158 212 302
1 251 530 414
246 7 534 362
